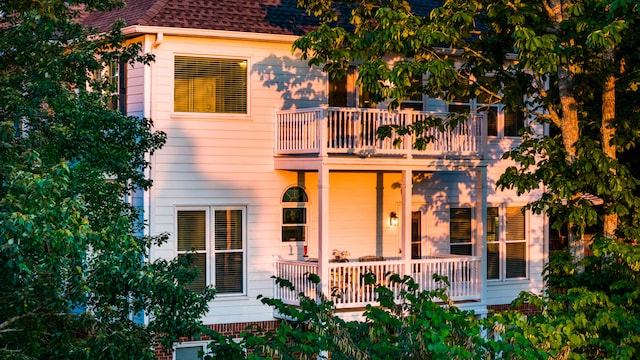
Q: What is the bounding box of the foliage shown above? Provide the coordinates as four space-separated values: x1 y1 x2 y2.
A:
499 237 640 359
204 273 542 359
0 1 215 359
292 0 640 249
204 255 640 359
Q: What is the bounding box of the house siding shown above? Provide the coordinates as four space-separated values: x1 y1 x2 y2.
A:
130 31 546 330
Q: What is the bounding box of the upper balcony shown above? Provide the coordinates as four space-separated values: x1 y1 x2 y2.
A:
276 107 487 161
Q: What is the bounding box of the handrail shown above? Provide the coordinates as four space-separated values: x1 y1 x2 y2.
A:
275 107 486 159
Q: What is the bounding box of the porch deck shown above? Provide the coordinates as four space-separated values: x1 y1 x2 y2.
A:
274 255 481 309
276 107 487 159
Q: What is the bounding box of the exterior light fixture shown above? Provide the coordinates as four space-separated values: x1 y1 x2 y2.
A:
390 212 399 227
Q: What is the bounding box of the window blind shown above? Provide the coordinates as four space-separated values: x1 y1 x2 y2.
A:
214 210 244 294
506 207 526 278
177 210 207 292
174 56 247 113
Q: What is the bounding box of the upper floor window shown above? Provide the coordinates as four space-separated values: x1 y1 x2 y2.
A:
174 56 247 114
92 61 126 113
328 66 375 108
487 206 527 280
281 186 308 242
176 207 246 295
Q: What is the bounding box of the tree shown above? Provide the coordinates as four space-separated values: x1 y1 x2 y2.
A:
0 1 215 358
292 0 640 265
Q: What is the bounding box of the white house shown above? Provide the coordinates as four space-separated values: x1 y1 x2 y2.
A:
85 1 547 358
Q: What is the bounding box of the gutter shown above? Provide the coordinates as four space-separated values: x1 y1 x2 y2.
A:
121 25 300 44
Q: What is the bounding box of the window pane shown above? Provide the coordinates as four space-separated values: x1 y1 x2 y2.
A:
486 207 499 242
506 207 525 240
487 243 500 279
175 346 203 360
450 208 471 243
177 211 206 251
448 104 471 114
484 106 498 136
180 252 206 292
411 211 422 259
215 252 244 293
214 210 243 251
175 57 247 113
506 242 526 278
282 225 305 242
504 109 524 136
282 186 308 202
450 244 472 256
283 208 306 224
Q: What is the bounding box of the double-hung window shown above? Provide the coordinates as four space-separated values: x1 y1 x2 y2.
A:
176 207 246 295
487 206 527 280
449 208 472 256
174 56 247 114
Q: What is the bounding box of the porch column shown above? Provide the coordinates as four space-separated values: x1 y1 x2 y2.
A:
476 167 487 302
317 167 330 299
401 168 413 277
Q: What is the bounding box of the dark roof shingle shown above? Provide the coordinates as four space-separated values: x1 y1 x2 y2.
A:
83 0 319 35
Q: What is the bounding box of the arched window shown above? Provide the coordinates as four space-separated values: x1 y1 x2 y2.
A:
281 186 308 242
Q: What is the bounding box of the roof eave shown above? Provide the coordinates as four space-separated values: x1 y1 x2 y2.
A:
121 25 301 43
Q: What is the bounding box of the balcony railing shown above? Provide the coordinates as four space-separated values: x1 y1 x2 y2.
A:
273 255 481 309
276 107 487 158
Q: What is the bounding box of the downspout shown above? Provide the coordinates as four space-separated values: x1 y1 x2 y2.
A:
143 32 162 258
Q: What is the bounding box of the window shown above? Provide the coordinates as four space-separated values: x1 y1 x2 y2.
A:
450 208 472 256
92 61 126 113
328 66 375 108
445 91 525 138
400 75 424 110
281 186 308 242
174 341 212 360
174 56 247 114
486 206 527 280
176 207 246 295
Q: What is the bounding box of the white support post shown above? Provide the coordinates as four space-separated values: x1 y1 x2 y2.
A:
317 167 330 301
401 168 413 277
318 105 328 157
476 167 487 303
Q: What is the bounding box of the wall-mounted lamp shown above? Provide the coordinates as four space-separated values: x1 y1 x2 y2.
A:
389 212 399 227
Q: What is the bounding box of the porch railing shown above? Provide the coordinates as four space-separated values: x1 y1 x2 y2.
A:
273 255 481 309
276 107 486 158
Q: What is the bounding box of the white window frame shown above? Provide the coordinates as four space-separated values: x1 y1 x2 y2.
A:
173 54 250 116
281 186 309 243
486 204 529 281
173 340 212 360
175 206 247 297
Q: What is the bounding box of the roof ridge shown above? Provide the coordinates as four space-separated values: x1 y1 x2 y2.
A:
138 0 170 26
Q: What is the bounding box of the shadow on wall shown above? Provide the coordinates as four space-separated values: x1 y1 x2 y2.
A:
252 54 326 110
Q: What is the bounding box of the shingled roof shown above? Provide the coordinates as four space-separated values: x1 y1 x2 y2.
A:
82 0 321 35
83 0 441 36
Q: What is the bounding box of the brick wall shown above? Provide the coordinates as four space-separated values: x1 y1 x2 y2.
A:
487 303 541 315
154 320 281 360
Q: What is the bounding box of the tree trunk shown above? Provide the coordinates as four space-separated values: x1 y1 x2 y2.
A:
601 48 618 240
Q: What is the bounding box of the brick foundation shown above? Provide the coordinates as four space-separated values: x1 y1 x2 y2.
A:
487 303 541 315
153 320 281 359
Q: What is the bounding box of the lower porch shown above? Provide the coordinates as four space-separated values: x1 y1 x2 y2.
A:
274 255 481 309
